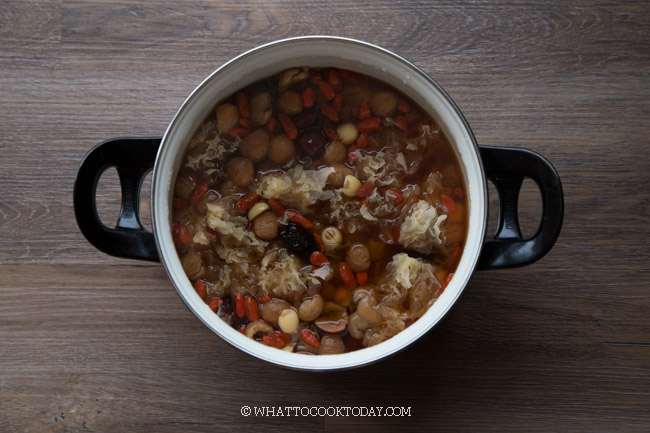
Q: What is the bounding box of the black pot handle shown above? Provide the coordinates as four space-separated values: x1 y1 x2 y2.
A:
477 145 564 270
73 137 162 262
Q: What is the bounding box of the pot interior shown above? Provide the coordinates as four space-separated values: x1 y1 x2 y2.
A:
152 36 487 370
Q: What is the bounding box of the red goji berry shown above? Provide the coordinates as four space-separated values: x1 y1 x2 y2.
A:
339 262 357 289
245 296 260 321
323 117 338 140
301 330 320 348
260 295 271 304
277 113 297 139
356 132 370 149
205 225 218 237
454 187 464 199
172 197 187 209
359 198 368 209
266 117 278 134
310 251 329 267
238 325 246 334
238 117 252 129
318 80 336 101
301 87 315 108
356 272 368 286
287 210 313 229
328 69 342 92
320 103 339 122
398 100 411 114
391 227 401 244
208 298 222 311
446 245 462 271
235 293 245 318
440 193 457 214
358 117 381 133
405 126 421 139
405 109 423 124
358 104 371 119
235 91 250 118
386 189 404 204
263 334 286 348
395 114 408 131
442 273 454 290
356 182 375 198
194 279 206 299
337 69 358 80
189 181 209 206
229 127 251 137
172 223 190 245
234 194 260 212
267 199 285 217
344 334 361 351
274 330 290 344
308 70 322 84
313 233 324 250
347 145 357 165
332 94 343 112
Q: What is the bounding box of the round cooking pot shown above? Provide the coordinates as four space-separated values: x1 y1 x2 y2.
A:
74 36 563 371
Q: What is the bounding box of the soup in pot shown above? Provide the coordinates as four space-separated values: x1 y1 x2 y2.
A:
171 67 467 354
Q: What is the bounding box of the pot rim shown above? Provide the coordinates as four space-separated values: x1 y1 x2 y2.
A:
151 35 488 371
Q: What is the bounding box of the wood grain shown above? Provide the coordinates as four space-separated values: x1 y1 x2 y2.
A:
1 0 649 431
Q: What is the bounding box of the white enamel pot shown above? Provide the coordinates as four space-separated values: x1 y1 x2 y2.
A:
74 36 564 371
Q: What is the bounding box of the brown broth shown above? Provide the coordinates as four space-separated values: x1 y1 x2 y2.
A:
172 67 467 353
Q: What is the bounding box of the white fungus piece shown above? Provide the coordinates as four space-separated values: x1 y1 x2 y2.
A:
257 249 311 301
355 149 410 187
359 204 378 221
256 165 335 213
399 200 447 254
328 189 360 227
207 264 232 297
355 151 396 186
405 123 440 151
205 201 267 263
360 252 442 346
192 230 210 246
361 188 399 221
185 120 241 171
380 252 440 310
386 253 439 294
362 305 406 347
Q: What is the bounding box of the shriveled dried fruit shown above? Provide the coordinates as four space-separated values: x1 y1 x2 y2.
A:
298 130 328 159
280 223 317 255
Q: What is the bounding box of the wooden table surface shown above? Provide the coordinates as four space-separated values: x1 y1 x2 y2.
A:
2 1 649 431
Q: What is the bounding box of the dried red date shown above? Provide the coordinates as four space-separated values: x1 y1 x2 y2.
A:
322 117 338 141
293 108 319 129
298 130 328 159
